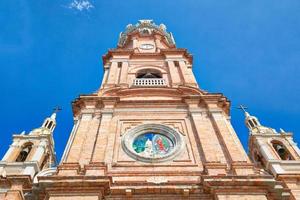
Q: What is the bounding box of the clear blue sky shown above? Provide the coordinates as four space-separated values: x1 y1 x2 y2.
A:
1 0 299 161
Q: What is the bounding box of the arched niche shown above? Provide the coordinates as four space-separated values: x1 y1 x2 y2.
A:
271 140 294 160
16 142 33 162
128 65 167 74
136 68 162 79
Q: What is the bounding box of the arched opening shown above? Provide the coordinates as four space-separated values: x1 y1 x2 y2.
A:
47 121 53 130
248 120 255 128
253 119 258 126
16 143 33 162
271 140 294 160
44 121 49 128
136 68 162 79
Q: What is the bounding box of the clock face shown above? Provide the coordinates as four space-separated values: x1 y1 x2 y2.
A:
140 43 154 50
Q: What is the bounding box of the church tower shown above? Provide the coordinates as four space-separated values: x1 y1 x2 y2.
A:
4 20 298 199
33 20 292 200
244 108 300 199
0 111 57 199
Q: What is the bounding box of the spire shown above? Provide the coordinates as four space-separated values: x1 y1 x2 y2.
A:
41 106 61 132
238 105 261 131
51 106 62 120
238 105 250 117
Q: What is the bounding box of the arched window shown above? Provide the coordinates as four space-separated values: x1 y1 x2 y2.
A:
16 143 33 162
44 121 49 128
47 121 53 130
136 69 162 79
253 119 258 126
248 120 255 128
271 140 294 160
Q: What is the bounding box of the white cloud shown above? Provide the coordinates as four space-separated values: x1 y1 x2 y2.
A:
68 0 94 11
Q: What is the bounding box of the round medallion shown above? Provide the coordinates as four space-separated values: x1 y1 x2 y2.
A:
122 124 184 162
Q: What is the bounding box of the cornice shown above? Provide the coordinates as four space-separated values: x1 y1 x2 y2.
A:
102 48 193 65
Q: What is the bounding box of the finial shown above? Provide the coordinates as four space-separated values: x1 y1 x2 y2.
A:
280 128 286 133
159 24 166 31
237 104 250 117
51 106 62 119
138 19 153 24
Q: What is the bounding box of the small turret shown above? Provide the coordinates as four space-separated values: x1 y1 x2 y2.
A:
0 108 59 199
238 105 276 135
41 112 57 132
240 105 300 199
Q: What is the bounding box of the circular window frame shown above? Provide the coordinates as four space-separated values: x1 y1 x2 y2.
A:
121 124 184 163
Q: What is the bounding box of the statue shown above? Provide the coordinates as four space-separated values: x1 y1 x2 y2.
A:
144 139 153 157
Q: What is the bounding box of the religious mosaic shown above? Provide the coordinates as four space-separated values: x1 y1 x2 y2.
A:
132 132 174 158
122 124 184 162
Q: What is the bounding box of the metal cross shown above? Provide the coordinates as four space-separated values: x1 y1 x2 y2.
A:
237 105 248 113
53 106 62 113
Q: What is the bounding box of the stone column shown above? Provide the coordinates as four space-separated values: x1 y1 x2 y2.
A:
66 114 92 163
78 112 101 166
132 37 138 49
114 63 121 85
287 137 300 158
167 60 181 86
2 141 19 161
91 99 116 163
186 99 227 164
60 118 80 164
107 61 118 85
208 105 249 163
256 139 276 160
65 101 102 166
101 67 109 88
178 61 197 87
31 140 47 162
119 61 129 86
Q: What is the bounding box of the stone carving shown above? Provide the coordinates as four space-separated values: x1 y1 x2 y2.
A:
118 19 176 47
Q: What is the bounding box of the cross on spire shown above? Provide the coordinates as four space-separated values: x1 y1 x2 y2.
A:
50 106 62 120
237 105 248 113
53 106 62 114
237 104 251 118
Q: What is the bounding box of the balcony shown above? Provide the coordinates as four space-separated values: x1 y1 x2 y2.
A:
133 78 167 87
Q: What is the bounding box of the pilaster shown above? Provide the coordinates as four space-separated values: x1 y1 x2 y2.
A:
208 104 249 163
91 98 117 163
167 60 181 86
178 60 197 87
185 98 227 175
2 141 19 162
106 61 119 86
65 100 101 166
119 61 129 86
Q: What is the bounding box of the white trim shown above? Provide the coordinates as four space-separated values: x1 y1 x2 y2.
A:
60 119 80 164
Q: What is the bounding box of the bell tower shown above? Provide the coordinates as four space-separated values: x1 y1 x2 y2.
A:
99 19 198 91
0 111 57 200
243 107 300 199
